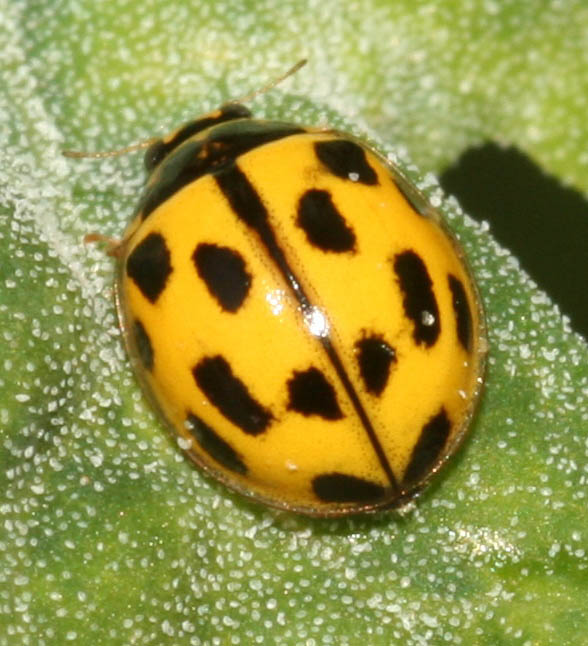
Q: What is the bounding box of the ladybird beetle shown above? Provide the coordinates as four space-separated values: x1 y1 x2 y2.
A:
72 67 487 516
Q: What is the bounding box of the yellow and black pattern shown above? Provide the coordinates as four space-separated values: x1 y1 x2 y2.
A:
116 106 486 516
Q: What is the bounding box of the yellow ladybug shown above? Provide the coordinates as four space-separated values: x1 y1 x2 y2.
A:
69 62 486 517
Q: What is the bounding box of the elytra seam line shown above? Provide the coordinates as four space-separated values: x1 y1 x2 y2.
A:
214 161 399 493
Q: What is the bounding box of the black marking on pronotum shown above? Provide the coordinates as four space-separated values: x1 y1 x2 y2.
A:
355 335 396 396
192 355 272 435
312 472 387 504
132 319 154 371
448 274 473 353
138 121 305 220
297 189 356 253
185 412 247 475
287 367 343 420
402 408 451 486
126 232 173 304
215 163 399 493
144 104 252 171
193 243 252 313
393 250 440 347
314 139 378 185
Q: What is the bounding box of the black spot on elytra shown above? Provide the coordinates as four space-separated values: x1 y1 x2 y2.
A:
215 162 270 231
215 164 314 316
312 472 387 503
402 408 451 486
132 319 154 371
126 232 173 304
185 413 247 475
287 367 343 420
139 121 304 220
297 189 356 253
448 274 473 353
394 250 440 347
314 139 378 185
193 243 252 312
355 335 396 396
192 355 272 435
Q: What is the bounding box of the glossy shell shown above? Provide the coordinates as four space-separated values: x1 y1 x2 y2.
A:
115 105 487 516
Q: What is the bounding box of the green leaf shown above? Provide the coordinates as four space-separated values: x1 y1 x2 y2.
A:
1 1 587 645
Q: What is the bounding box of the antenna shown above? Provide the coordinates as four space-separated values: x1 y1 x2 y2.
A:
62 59 307 160
62 137 158 160
231 58 307 104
